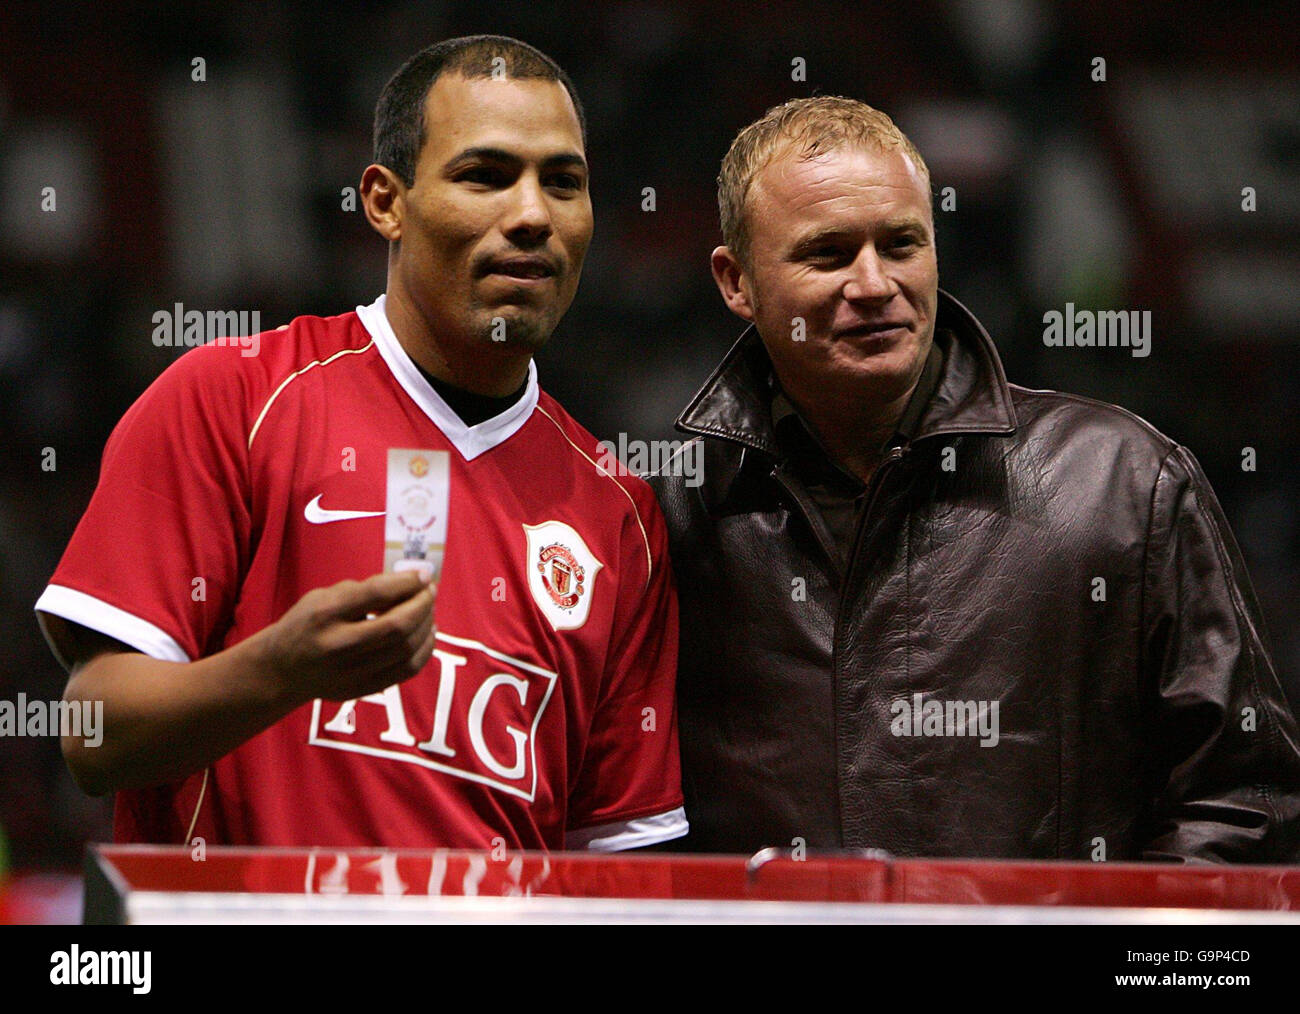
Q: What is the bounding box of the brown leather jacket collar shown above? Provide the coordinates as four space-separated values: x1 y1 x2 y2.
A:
676 289 1018 463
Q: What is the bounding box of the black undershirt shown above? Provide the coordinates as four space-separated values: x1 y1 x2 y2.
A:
415 364 529 426
771 338 946 569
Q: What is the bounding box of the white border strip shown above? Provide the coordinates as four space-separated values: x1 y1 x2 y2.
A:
566 807 689 852
121 892 1300 925
34 585 190 662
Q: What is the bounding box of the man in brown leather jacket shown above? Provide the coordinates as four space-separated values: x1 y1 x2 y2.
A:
648 96 1300 862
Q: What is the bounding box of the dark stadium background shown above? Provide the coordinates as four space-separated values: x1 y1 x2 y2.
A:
1 0 1296 884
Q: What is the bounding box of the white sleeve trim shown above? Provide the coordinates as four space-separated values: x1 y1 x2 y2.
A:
34 585 191 663
565 806 689 852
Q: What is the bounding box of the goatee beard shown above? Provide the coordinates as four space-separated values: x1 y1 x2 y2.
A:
479 313 552 351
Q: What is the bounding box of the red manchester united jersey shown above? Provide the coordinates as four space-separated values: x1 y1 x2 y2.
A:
36 296 687 851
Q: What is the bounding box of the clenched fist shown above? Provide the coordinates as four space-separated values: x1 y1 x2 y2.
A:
258 569 438 706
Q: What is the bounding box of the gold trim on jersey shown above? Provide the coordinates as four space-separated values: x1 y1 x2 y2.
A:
534 405 653 587
248 341 376 450
183 766 209 845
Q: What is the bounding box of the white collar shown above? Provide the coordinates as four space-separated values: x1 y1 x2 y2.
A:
356 294 539 461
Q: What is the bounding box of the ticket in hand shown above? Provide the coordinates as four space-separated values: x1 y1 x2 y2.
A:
384 448 450 584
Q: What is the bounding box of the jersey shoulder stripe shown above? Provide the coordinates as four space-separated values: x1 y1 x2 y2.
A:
532 398 655 586
247 340 373 449
239 311 377 450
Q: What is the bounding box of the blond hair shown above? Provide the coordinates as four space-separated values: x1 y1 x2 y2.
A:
718 96 931 266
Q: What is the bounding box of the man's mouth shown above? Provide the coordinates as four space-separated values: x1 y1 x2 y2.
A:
836 321 910 339
482 256 558 281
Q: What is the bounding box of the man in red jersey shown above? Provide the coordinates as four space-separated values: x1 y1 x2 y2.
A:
35 36 686 852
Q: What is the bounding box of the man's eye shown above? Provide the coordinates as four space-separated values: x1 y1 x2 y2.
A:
806 246 848 263
546 173 583 191
458 167 508 186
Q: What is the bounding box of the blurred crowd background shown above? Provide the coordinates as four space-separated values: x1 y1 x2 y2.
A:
1 0 1297 870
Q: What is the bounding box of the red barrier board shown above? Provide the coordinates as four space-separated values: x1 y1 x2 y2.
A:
83 845 1300 924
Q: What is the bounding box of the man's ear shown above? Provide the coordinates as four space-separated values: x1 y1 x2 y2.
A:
361 164 405 243
710 245 755 322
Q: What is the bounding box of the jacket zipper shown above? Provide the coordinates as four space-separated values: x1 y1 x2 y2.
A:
839 443 909 600
830 442 909 847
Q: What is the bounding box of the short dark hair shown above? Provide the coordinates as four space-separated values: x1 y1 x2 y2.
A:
719 96 931 269
373 35 587 187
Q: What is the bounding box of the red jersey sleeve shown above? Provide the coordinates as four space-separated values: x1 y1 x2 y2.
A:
36 343 255 663
564 485 687 850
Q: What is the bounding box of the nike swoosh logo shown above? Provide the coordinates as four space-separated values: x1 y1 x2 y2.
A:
304 494 384 524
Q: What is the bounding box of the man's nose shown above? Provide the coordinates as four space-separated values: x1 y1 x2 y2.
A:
842 247 896 302
503 174 553 243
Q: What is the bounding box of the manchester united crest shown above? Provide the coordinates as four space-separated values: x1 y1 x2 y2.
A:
538 543 585 609
523 521 603 631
